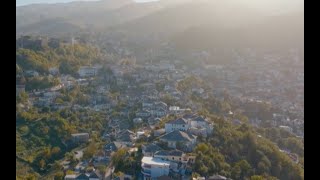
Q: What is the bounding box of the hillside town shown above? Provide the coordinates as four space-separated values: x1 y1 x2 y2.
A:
16 36 304 180
16 0 305 178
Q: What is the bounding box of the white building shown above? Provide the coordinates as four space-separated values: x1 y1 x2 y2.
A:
64 174 76 180
43 91 60 98
78 66 98 77
16 84 25 95
192 87 204 94
169 106 179 111
141 156 170 180
159 130 197 151
164 115 214 137
153 150 195 164
49 67 59 75
142 101 154 109
136 110 151 118
25 70 39 77
137 131 145 138
279 125 293 133
150 109 167 117
168 106 188 115
190 116 213 135
159 62 175 71
165 118 190 133
133 118 143 124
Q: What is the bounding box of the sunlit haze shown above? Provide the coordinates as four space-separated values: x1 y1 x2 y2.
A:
16 0 160 6
16 0 304 179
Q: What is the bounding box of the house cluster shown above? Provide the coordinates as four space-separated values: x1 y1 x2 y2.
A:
63 134 110 180
78 66 100 78
90 130 141 164
64 109 215 180
28 86 63 108
279 149 299 164
141 144 195 180
18 39 302 180
72 112 214 180
164 114 214 138
16 36 81 50
137 114 214 180
64 171 103 180
193 175 229 180
158 130 197 152
256 113 305 137
16 84 25 96
140 143 229 180
64 130 140 180
136 101 168 118
71 133 90 144
144 60 175 71
131 92 189 121
66 130 142 179
194 48 303 137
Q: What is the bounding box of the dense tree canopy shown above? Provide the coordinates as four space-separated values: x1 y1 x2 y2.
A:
192 115 304 180
16 43 104 76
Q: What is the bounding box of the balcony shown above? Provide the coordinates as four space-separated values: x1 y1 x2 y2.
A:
141 169 151 176
142 163 152 169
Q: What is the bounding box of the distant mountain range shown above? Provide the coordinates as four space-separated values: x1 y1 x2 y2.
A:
16 0 191 35
172 11 304 52
16 0 304 51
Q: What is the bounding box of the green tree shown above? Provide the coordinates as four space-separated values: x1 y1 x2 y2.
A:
17 92 29 103
51 147 61 155
66 170 75 175
250 175 264 180
54 171 64 180
97 165 107 175
39 159 46 169
83 142 97 160
111 148 128 172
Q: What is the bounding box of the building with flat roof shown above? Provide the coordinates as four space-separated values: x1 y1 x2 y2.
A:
141 156 170 180
71 133 89 144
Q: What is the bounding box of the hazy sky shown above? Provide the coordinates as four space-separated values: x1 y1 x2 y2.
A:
16 0 159 6
16 0 303 13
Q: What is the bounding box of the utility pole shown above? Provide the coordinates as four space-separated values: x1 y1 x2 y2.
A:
21 35 24 48
71 33 74 57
